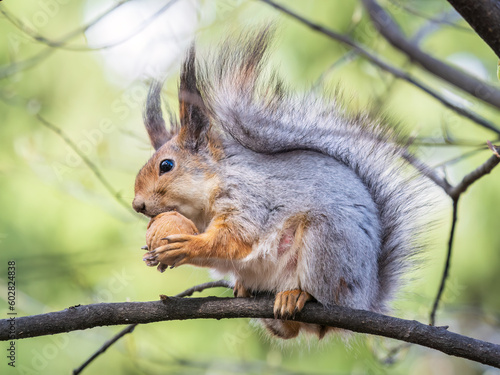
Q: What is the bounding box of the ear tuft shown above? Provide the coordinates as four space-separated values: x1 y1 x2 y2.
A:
144 80 170 150
178 44 210 151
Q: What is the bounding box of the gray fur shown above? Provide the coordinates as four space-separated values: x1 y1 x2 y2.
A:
217 146 382 310
197 30 429 312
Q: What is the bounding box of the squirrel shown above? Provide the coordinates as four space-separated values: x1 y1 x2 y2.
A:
132 28 431 339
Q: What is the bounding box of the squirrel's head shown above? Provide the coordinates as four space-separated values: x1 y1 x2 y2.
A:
133 47 222 230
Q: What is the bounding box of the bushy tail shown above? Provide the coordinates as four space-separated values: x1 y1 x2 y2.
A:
197 29 432 309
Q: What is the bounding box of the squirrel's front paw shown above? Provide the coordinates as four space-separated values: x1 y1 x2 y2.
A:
146 234 201 268
274 289 312 319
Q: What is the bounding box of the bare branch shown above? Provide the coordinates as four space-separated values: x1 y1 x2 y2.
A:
361 0 500 110
432 147 486 169
37 114 135 215
73 280 232 375
259 0 500 135
403 152 451 192
447 147 500 200
426 144 499 324
405 144 500 200
0 1 129 79
430 198 459 326
72 324 136 375
174 280 233 298
0 49 55 80
2 297 500 368
0 1 136 51
447 0 500 58
0 0 181 78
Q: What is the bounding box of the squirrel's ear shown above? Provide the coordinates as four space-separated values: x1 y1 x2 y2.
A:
178 44 210 151
144 80 171 150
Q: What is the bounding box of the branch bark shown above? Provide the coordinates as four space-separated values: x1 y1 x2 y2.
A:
1 297 500 368
362 0 500 110
447 0 500 58
447 151 500 199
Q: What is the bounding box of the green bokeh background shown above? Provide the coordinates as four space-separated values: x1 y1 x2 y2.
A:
1 0 499 374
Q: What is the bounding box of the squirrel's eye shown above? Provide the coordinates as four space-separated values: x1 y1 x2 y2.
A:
159 159 175 174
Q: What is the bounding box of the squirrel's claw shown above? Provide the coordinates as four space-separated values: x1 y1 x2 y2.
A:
274 290 312 319
144 258 160 266
233 280 251 298
152 242 185 254
157 263 168 273
151 246 189 268
143 252 158 261
161 234 191 243
295 290 311 312
143 250 161 267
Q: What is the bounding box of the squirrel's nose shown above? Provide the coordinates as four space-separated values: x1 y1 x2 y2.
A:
132 198 146 214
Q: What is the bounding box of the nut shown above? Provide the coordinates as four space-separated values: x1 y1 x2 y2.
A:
143 212 199 272
146 211 198 251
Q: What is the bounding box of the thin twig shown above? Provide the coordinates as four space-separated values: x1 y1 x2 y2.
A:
430 198 459 326
0 1 130 51
410 139 490 147
37 114 135 215
0 0 168 79
447 151 500 199
72 324 137 375
72 280 233 375
174 280 233 298
0 1 129 79
1 0 180 52
431 147 486 169
406 143 500 198
403 152 452 192
0 49 55 80
259 0 500 135
429 144 499 324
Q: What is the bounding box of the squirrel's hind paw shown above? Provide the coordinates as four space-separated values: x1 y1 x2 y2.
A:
274 290 312 319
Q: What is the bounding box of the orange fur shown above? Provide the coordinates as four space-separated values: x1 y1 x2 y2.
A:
151 216 253 268
262 320 301 339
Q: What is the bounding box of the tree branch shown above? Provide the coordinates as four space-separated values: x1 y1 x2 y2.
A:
430 198 459 326
73 280 232 375
1 297 500 368
446 0 500 58
405 144 500 200
259 0 500 135
362 0 500 110
447 150 500 199
413 143 499 325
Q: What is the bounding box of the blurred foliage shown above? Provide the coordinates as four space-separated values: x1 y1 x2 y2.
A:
0 0 499 374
